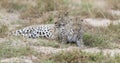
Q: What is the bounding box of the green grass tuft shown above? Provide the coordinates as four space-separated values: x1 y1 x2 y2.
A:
0 24 8 38
83 33 107 47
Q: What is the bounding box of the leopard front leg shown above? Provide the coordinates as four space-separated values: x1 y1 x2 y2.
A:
61 34 68 44
76 38 84 48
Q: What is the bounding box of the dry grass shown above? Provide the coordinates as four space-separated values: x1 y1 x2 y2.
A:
70 0 120 20
0 0 119 20
0 0 29 12
106 0 120 10
20 11 58 26
20 0 66 19
18 0 68 26
0 24 8 38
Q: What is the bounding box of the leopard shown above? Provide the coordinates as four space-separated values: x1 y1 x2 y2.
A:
11 12 84 47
